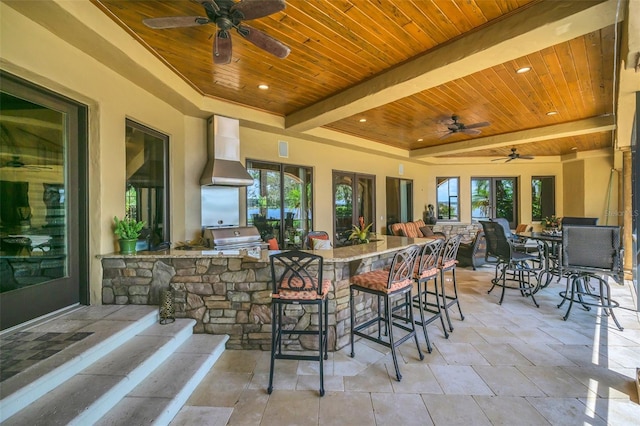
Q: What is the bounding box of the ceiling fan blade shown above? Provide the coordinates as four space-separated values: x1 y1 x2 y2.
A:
143 16 208 29
519 155 535 159
439 132 454 140
231 0 286 20
237 25 290 58
491 157 508 162
213 30 232 64
504 157 515 163
199 0 220 13
461 128 482 135
464 121 490 130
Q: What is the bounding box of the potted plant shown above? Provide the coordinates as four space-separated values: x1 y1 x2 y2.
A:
542 215 560 229
113 216 145 254
348 216 373 244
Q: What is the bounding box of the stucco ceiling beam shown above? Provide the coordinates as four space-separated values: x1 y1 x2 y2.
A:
285 0 620 133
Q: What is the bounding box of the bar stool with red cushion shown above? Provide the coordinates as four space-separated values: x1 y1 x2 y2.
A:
412 238 448 350
268 250 332 396
438 234 464 332
349 245 423 381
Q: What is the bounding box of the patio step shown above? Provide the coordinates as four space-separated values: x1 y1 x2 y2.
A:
0 305 158 422
94 334 228 426
1 307 228 425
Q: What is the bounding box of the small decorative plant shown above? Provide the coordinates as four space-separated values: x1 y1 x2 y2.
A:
542 215 560 229
348 216 373 244
113 216 146 240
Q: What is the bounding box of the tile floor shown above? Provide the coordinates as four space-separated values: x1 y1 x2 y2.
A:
0 330 93 381
174 266 640 426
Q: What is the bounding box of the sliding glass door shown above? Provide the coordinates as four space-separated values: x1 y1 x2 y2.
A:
0 72 88 330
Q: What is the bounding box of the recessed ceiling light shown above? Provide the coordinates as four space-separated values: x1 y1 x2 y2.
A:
546 111 558 116
417 138 423 142
258 84 269 90
571 146 578 150
516 67 531 74
359 118 367 123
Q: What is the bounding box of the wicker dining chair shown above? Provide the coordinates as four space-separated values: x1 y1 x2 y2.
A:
558 225 623 330
481 221 540 307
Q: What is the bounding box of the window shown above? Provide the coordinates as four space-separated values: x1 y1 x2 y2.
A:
246 160 313 248
333 171 375 246
436 177 459 221
125 119 170 250
471 177 518 228
531 176 555 221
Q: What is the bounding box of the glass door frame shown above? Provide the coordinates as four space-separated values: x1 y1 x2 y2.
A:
0 71 88 330
471 176 519 228
332 170 376 245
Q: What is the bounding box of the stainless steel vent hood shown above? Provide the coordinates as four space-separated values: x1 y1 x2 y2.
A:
199 115 254 186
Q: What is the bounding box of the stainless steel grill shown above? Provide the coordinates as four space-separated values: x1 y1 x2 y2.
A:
202 226 265 250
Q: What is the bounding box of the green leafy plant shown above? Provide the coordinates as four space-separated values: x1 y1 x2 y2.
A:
348 216 372 244
542 215 560 228
113 216 145 240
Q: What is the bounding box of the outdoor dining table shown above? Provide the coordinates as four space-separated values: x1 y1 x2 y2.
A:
517 231 563 291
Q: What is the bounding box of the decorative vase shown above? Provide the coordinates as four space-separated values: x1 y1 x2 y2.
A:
118 238 138 255
424 204 437 225
159 289 175 324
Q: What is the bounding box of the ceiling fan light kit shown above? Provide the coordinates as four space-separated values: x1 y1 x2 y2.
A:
143 0 290 65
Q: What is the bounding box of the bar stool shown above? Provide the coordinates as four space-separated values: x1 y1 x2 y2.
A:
412 238 448 351
268 250 332 396
349 245 423 381
438 234 464 332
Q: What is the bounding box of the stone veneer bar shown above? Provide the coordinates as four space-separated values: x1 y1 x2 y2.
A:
100 235 429 351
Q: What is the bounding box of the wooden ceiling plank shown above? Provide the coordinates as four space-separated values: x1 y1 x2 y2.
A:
410 115 616 158
285 0 619 132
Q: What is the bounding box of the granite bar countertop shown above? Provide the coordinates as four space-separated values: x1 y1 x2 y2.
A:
98 235 432 263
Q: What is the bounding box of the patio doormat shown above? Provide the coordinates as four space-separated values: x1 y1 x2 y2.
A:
0 331 93 382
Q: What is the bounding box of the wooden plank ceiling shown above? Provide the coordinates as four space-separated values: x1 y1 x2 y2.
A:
93 0 618 161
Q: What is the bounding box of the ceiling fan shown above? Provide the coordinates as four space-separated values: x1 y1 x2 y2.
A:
142 0 290 65
0 156 52 170
439 115 490 139
492 148 535 162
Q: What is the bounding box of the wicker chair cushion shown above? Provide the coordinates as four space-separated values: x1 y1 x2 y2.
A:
274 277 333 300
350 269 413 293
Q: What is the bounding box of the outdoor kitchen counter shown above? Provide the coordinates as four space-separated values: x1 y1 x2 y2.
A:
99 235 429 350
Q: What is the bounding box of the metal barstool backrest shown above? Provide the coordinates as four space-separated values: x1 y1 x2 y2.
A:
270 250 325 296
561 225 621 274
440 234 462 265
480 220 513 261
417 238 444 277
387 245 421 288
